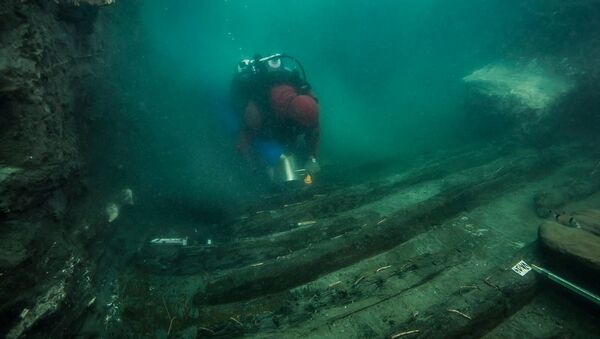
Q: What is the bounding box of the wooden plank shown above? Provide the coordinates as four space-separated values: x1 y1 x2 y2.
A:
195 150 555 305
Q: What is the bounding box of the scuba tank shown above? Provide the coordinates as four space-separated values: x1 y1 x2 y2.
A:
236 53 307 83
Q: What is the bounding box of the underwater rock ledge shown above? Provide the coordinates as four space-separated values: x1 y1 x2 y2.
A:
462 60 574 138
0 0 112 337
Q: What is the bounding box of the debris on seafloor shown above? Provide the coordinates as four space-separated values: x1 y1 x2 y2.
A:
150 237 189 246
19 308 29 319
458 285 480 293
390 329 420 338
7 256 79 339
198 327 216 335
230 316 243 327
161 296 176 336
376 265 392 273
167 317 175 336
106 203 119 223
447 308 472 320
297 220 317 227
328 280 342 288
105 188 135 222
353 275 366 286
120 188 134 205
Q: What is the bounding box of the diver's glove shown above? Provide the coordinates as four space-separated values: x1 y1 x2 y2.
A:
305 156 321 174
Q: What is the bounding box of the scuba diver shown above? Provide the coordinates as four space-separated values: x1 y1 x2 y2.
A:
231 53 321 185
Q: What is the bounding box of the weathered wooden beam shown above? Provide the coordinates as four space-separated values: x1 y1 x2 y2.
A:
195 150 556 305
384 246 540 339
232 144 506 238
137 147 512 275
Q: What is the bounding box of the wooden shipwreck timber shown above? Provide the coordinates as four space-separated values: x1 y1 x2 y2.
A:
126 143 600 338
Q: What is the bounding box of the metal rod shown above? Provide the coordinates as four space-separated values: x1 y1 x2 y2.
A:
531 264 600 307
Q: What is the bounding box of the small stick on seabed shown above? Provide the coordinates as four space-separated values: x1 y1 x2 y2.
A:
391 329 420 338
230 316 244 327
483 275 500 290
399 261 413 271
377 218 387 225
376 265 392 273
162 296 171 319
354 275 366 286
459 285 480 292
198 327 216 335
447 308 472 320
167 317 175 336
162 297 176 336
328 280 342 288
250 262 264 267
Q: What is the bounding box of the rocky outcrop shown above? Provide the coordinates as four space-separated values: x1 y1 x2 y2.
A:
463 1 600 142
462 61 574 138
464 62 573 112
0 0 112 337
0 0 86 213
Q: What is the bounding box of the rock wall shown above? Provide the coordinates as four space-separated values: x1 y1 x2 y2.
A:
0 1 112 337
462 0 600 143
463 61 574 136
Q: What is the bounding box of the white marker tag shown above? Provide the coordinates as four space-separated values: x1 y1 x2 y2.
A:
512 260 532 276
